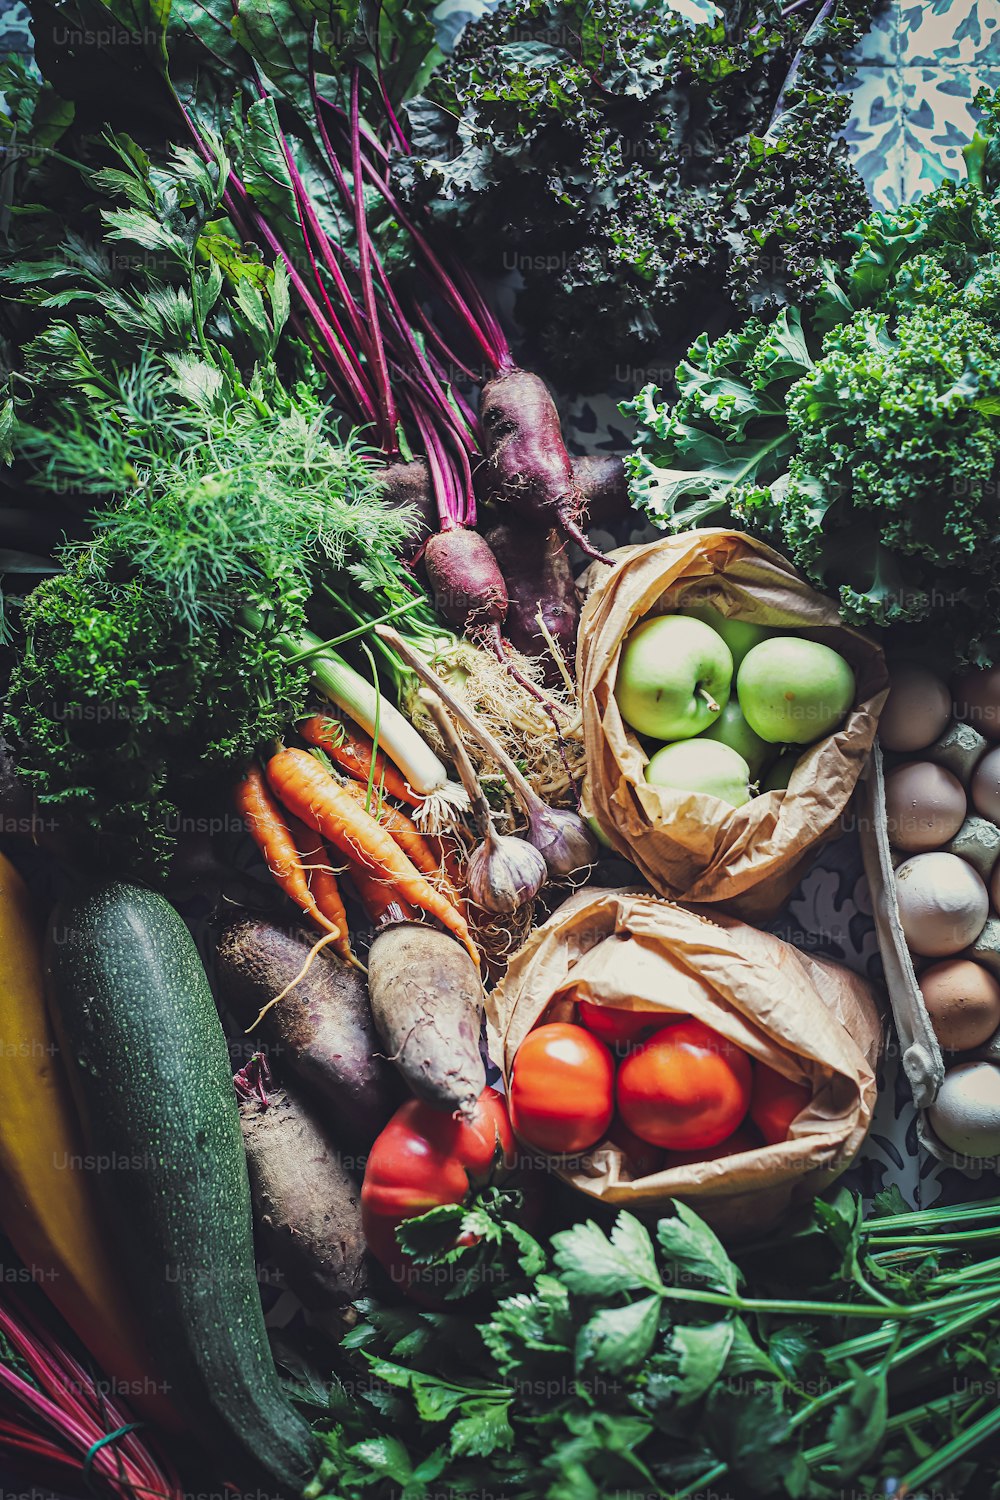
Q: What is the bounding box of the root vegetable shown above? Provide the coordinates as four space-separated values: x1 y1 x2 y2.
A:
422 527 508 632
216 919 396 1147
379 458 436 560
479 368 610 564
573 454 630 529
484 520 579 679
236 1063 366 1334
366 922 486 1116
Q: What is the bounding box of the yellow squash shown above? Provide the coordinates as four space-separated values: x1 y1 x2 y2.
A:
0 851 176 1427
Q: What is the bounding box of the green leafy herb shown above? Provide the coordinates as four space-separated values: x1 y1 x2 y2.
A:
307 1192 1000 1500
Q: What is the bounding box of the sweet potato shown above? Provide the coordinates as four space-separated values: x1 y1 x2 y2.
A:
366 922 486 1116
484 520 579 678
239 1080 366 1334
216 918 396 1146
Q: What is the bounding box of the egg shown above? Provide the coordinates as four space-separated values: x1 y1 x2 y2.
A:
879 665 952 753
954 665 1000 742
884 762 966 853
971 745 1000 824
918 959 1000 1051
928 1061 1000 1159
894 852 989 958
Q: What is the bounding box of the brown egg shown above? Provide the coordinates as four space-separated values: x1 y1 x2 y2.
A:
919 959 1000 1052
879 665 952 753
954 666 1000 742
884 762 967 853
972 746 1000 824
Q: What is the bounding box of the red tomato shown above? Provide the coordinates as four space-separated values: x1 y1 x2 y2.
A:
362 1086 514 1301
607 1119 666 1178
616 1019 752 1150
663 1123 761 1169
509 1022 615 1154
750 1062 812 1145
577 995 670 1050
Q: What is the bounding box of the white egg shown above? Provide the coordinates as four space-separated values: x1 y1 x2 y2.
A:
928 1062 1000 1159
894 852 989 958
879 665 952 753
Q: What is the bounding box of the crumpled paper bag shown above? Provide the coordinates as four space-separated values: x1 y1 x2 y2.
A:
577 531 888 919
488 888 883 1236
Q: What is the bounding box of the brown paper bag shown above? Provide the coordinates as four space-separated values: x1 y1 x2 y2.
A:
488 888 883 1237
577 531 888 918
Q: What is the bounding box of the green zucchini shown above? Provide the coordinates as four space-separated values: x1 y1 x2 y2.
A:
45 882 317 1492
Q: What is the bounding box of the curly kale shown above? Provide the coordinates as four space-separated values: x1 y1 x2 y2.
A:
396 0 873 388
625 91 1000 665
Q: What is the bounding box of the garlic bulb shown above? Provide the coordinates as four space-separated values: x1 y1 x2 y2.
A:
467 831 547 914
526 802 598 878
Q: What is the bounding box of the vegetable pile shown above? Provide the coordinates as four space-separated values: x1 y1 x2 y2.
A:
395 0 874 388
3 2 1000 1498
626 87 1000 664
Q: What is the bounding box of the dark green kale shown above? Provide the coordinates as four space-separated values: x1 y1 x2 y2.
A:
395 0 874 389
626 89 1000 665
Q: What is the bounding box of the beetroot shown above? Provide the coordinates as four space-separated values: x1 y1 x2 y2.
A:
479 368 609 564
485 521 579 681
573 454 630 530
379 458 436 560
421 526 509 631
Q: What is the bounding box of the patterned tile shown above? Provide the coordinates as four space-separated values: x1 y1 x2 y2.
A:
844 63 906 208
900 64 1000 199
850 0 899 67
898 0 1000 66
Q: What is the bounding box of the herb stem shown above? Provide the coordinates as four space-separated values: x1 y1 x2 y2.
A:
899 1401 1000 1490
866 1199 1000 1233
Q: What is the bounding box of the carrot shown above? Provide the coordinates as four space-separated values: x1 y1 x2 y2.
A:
284 814 357 968
298 714 417 806
345 857 417 929
339 780 467 910
266 748 479 966
234 766 340 939
340 781 442 880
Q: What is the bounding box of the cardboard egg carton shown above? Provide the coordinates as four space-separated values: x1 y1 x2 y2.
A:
858 742 1000 1176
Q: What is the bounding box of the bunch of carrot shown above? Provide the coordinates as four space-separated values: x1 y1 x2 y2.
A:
233 714 475 972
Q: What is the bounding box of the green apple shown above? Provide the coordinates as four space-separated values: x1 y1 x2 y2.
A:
761 750 801 792
682 604 771 669
738 637 855 746
645 739 751 808
580 781 614 850
701 700 771 777
616 615 733 741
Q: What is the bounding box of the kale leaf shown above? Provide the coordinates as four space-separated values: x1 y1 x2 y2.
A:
395 0 874 390
627 92 1000 665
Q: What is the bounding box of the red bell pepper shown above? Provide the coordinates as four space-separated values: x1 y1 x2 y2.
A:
362 1086 515 1301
